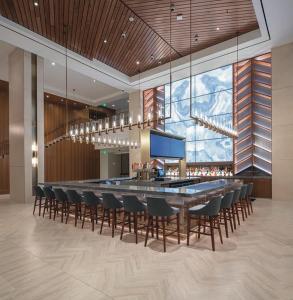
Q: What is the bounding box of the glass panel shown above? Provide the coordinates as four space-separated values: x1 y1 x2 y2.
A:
165 78 190 102
195 138 233 162
191 89 232 117
193 65 232 97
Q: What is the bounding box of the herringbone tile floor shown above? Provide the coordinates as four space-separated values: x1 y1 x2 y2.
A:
0 198 292 300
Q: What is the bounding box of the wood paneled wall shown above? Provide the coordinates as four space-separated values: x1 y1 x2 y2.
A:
0 80 9 194
44 98 100 182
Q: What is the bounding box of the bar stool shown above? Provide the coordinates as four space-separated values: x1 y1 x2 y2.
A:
187 196 223 251
43 186 55 219
120 195 146 243
66 190 82 226
231 189 241 229
144 197 180 253
53 188 68 222
82 191 102 231
219 191 234 238
100 193 123 237
33 186 45 216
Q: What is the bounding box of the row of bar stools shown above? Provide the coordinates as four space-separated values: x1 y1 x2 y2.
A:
187 196 223 251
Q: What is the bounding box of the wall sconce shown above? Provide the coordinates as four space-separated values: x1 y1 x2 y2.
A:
32 142 38 168
137 114 141 128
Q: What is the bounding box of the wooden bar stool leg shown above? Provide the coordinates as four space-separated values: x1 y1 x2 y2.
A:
111 209 115 237
74 205 78 227
162 217 166 252
134 212 138 244
128 213 132 232
186 213 190 246
229 209 234 233
223 209 229 238
155 217 159 239
120 211 126 240
144 216 151 247
231 205 237 229
38 198 42 216
33 196 37 215
176 213 180 244
198 216 201 239
209 216 215 251
90 207 94 232
82 206 86 228
100 209 106 234
217 216 223 244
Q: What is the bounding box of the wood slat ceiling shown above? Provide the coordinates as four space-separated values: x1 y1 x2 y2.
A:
0 0 258 76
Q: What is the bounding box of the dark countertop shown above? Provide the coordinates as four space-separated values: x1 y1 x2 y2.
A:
40 178 240 198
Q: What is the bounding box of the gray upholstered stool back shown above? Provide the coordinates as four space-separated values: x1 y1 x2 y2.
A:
122 195 145 213
53 188 68 203
146 197 174 217
232 189 241 204
198 196 222 216
247 183 253 197
34 186 44 198
220 191 234 209
83 191 102 206
66 190 82 204
240 184 248 200
43 186 55 200
102 193 123 209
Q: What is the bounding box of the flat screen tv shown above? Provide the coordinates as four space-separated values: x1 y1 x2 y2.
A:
150 132 185 159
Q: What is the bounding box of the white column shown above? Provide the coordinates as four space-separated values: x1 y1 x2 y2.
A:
272 42 293 201
9 49 33 203
37 56 45 183
128 91 143 177
100 150 109 179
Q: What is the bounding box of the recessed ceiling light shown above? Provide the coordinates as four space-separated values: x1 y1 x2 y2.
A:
51 61 55 66
216 27 220 31
129 16 134 22
121 32 127 39
136 61 140 65
46 94 49 98
34 1 39 6
176 14 183 21
150 55 154 60
103 39 107 43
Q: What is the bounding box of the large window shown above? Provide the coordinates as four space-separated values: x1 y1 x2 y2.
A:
164 65 233 163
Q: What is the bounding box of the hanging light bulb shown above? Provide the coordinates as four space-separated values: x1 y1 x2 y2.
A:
69 126 74 137
91 121 96 133
85 135 90 144
112 116 117 133
79 123 84 135
126 140 130 146
79 136 83 143
137 114 141 128
85 122 90 134
128 113 133 129
74 124 79 136
120 113 124 131
91 135 95 144
97 137 101 143
105 117 109 134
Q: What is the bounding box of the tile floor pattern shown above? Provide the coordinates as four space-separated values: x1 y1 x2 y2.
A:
0 198 292 300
